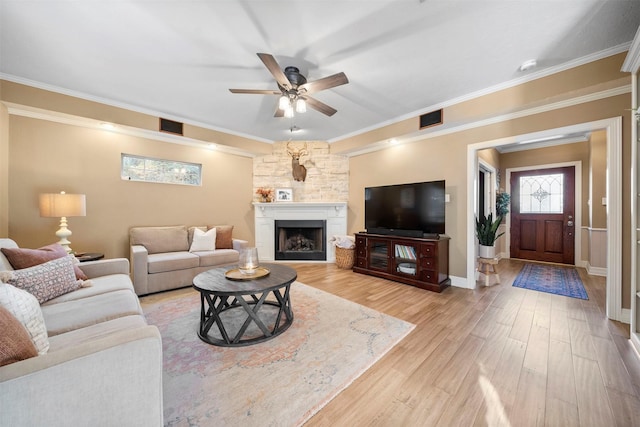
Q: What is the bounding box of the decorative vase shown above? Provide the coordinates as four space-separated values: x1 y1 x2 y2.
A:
478 244 495 259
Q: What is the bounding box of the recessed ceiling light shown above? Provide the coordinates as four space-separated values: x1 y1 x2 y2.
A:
100 122 115 130
518 59 537 72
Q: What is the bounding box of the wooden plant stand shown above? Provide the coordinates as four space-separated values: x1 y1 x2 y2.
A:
477 257 500 287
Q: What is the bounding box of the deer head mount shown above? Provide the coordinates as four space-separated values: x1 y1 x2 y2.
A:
287 142 308 182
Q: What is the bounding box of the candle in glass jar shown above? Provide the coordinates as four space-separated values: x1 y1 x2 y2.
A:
239 247 259 275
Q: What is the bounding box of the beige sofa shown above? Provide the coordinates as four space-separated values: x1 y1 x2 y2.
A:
130 225 248 296
0 238 163 427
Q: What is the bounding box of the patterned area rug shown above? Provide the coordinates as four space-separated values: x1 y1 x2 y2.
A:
141 283 415 427
512 263 588 300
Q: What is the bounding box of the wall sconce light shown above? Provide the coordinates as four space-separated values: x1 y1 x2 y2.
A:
39 191 86 254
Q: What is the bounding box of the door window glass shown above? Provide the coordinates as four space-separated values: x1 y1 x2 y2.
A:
519 173 563 213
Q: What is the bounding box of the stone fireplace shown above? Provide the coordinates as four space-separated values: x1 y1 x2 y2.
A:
254 202 347 262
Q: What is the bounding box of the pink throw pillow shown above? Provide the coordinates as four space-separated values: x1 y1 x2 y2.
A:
0 305 38 366
3 256 81 304
1 243 89 281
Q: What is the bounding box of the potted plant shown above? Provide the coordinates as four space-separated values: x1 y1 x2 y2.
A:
496 192 510 217
475 212 504 259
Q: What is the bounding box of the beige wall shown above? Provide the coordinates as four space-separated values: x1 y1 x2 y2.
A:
348 135 469 272
590 130 607 228
478 148 500 174
0 103 8 236
7 116 254 259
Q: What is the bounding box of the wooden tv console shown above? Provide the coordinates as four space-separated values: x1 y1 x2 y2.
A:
353 232 450 293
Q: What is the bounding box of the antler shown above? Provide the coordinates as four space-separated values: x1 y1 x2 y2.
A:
298 142 308 157
286 141 307 158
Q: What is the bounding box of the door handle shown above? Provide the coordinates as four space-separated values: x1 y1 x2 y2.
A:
567 220 574 227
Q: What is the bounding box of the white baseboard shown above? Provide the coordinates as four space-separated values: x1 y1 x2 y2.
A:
586 263 607 277
451 275 474 289
621 308 631 324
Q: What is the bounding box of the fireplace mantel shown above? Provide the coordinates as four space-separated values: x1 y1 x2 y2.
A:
253 202 347 262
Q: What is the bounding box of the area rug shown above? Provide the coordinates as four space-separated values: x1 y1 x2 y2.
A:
141 283 415 427
512 263 588 300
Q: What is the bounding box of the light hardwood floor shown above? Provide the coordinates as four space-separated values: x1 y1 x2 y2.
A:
286 259 640 426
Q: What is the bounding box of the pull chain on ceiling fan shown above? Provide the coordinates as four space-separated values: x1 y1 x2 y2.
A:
229 53 349 118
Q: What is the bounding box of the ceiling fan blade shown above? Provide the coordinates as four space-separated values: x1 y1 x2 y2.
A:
304 96 337 116
298 72 348 95
229 89 281 94
257 53 291 90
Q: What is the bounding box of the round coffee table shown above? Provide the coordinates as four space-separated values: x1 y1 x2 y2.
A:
192 263 296 347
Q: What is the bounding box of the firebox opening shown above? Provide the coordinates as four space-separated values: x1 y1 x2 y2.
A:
275 220 326 261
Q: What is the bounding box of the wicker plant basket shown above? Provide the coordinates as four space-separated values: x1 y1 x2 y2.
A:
335 246 355 269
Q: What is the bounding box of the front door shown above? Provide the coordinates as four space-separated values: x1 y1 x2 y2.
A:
510 166 575 264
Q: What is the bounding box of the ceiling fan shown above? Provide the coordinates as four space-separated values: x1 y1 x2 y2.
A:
229 53 349 117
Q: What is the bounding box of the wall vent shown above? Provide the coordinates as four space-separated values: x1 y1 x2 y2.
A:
419 109 443 129
159 118 184 136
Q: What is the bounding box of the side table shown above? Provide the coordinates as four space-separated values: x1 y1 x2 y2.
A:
477 257 500 286
75 252 104 262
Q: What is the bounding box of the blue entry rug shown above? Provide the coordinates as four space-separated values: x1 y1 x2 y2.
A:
512 263 588 300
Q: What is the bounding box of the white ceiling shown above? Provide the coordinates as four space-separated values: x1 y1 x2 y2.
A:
1 1 639 144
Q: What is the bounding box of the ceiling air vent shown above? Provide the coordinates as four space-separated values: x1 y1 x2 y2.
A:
159 118 184 136
419 109 443 130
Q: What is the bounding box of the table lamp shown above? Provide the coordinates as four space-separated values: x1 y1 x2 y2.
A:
39 191 86 254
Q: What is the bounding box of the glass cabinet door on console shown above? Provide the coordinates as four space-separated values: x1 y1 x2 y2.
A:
393 242 418 277
367 239 390 272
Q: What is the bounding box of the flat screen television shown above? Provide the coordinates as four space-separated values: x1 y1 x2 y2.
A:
365 180 445 237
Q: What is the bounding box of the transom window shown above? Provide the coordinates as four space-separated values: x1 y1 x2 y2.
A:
519 173 563 213
121 154 202 186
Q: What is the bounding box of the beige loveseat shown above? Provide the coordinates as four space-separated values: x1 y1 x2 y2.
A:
0 238 163 427
130 225 248 296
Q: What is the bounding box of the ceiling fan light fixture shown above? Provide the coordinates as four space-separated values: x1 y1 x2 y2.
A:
278 95 290 110
295 98 306 113
284 105 294 118
229 53 349 119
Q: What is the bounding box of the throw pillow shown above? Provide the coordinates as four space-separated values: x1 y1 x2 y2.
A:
129 226 189 254
210 225 234 249
189 228 216 252
0 305 38 366
2 256 81 304
0 283 49 354
1 243 89 281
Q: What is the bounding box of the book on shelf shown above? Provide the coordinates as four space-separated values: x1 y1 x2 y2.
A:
395 244 417 260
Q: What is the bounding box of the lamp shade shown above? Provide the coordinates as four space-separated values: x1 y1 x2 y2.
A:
39 192 86 218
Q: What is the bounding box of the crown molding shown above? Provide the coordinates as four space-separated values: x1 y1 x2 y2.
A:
332 43 632 144
4 103 257 158
0 73 272 145
622 26 640 73
341 84 630 157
